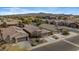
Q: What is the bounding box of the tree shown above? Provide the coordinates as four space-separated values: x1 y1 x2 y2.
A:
22 18 32 24
18 21 24 28
33 18 43 26
1 22 7 27
0 30 6 45
0 30 3 40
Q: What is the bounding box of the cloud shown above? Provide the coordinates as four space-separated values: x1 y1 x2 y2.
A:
0 8 29 15
0 7 79 15
0 7 60 15
0 7 49 15
0 7 36 15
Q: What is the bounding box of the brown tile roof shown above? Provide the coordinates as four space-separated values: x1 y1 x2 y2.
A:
41 29 51 34
23 24 41 34
0 26 28 39
0 19 21 25
39 24 57 32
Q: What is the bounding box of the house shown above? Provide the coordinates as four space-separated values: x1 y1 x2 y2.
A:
46 20 65 26
23 24 52 37
0 19 22 26
0 26 29 43
23 24 42 38
39 24 58 34
57 20 66 26
51 20 79 28
41 29 52 37
64 20 79 28
69 23 79 28
44 19 56 24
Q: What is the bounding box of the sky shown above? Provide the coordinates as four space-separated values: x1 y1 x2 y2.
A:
0 7 79 15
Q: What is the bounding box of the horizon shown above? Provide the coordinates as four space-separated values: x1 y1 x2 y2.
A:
0 7 79 15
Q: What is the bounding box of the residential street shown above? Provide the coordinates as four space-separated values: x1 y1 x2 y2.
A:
32 40 79 51
32 35 79 51
32 41 79 51
66 35 79 45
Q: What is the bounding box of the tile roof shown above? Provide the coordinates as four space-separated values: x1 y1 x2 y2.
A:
0 26 28 39
39 24 57 31
23 24 41 34
41 29 51 34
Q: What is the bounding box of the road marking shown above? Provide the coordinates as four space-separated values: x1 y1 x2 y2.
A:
63 40 79 48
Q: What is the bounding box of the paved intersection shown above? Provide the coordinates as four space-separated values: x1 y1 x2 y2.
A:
32 35 79 51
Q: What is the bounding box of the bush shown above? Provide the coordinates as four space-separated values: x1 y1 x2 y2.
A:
7 44 27 51
52 35 59 39
31 42 38 46
18 21 24 28
61 28 69 35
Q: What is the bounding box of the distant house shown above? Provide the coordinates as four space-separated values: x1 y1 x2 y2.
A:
57 20 65 26
23 24 42 38
51 20 79 29
0 26 29 43
39 24 58 34
44 19 56 24
69 23 79 28
6 22 18 26
64 20 79 28
0 19 22 26
46 20 65 26
50 20 66 26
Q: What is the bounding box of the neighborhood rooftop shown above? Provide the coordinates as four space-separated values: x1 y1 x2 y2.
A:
23 24 41 33
0 26 28 40
39 24 57 32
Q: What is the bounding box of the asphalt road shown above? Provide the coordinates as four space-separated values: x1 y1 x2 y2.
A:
66 35 79 45
32 40 79 51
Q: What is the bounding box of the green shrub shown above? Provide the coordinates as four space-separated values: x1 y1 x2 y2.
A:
61 28 69 35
